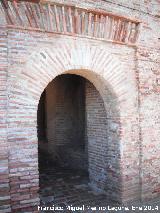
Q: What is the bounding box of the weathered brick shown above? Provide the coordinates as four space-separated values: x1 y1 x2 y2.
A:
0 0 159 211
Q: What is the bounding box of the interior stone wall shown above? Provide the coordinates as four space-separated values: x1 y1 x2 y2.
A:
85 81 108 192
85 80 122 201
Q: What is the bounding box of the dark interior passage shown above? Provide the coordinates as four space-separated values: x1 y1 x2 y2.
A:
37 74 88 171
37 90 47 142
37 73 120 208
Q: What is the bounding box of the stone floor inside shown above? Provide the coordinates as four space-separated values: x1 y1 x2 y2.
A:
39 150 116 213
38 151 160 212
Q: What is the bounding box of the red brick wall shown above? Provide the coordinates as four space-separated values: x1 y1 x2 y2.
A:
85 80 122 201
0 29 11 213
0 29 139 211
0 0 159 211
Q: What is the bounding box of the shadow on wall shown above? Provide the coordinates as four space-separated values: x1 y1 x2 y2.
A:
84 73 122 203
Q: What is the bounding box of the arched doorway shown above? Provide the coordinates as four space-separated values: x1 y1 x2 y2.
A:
7 43 139 211
37 72 121 208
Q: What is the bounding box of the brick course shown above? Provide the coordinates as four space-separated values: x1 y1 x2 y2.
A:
0 0 160 211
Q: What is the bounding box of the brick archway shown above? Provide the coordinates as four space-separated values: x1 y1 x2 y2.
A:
8 42 139 211
24 42 132 112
